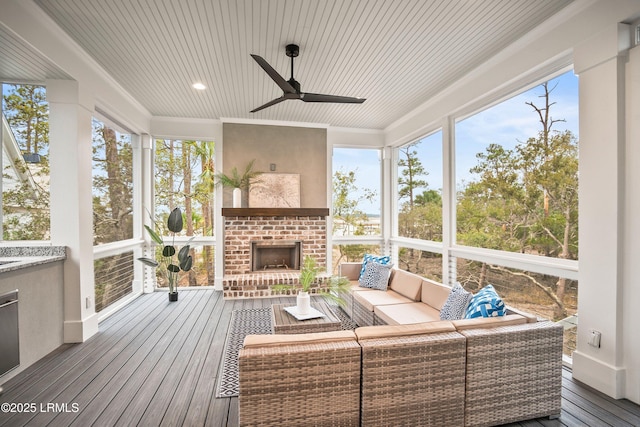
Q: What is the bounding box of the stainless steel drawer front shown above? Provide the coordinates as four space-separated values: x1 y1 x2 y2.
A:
0 290 19 376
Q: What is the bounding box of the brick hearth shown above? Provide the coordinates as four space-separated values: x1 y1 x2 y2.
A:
222 213 328 298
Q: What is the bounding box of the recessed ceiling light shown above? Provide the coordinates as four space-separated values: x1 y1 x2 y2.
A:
192 82 206 90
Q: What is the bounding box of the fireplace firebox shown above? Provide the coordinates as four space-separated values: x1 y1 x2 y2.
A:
251 241 302 271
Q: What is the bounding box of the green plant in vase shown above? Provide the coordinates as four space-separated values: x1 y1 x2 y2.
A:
214 159 262 208
138 207 193 301
274 255 350 315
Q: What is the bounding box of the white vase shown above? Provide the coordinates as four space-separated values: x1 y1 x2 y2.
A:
297 291 311 315
232 187 242 208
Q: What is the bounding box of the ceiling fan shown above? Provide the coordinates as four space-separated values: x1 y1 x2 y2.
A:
250 44 366 113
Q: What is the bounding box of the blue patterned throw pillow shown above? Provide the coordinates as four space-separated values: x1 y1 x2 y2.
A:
359 254 391 279
440 282 473 320
359 261 393 291
465 284 506 319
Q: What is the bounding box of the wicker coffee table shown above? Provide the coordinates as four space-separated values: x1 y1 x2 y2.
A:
271 300 342 334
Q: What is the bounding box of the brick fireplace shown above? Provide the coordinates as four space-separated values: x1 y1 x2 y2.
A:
221 208 329 298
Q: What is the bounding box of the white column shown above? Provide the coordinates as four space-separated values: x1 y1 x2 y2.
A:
47 79 98 343
622 43 640 405
139 133 155 293
571 23 630 399
381 146 393 258
441 117 455 286
214 130 225 291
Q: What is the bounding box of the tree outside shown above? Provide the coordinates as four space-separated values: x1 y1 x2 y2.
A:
92 117 134 311
1 84 50 240
154 139 216 287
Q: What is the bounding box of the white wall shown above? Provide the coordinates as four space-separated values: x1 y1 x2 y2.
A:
571 23 629 400
622 45 640 405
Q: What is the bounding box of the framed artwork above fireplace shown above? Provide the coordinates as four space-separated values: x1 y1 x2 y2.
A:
249 173 300 208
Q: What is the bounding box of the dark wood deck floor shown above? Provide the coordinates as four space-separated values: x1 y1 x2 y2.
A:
0 289 638 426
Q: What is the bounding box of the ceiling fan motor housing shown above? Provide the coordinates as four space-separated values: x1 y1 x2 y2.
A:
285 44 299 57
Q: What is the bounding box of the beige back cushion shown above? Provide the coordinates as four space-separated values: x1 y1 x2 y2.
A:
355 321 455 340
243 330 356 348
420 279 452 310
388 269 423 301
338 262 363 281
452 314 527 331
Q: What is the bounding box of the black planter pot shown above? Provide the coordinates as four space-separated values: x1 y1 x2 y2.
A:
169 292 178 302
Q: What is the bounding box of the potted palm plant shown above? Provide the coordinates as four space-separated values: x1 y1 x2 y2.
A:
274 255 350 315
138 207 193 301
215 159 262 207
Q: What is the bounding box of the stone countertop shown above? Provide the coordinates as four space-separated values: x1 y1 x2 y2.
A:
0 246 67 274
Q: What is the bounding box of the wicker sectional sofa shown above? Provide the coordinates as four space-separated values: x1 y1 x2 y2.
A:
238 263 563 426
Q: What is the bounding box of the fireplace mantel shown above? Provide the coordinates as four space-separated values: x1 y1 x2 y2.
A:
222 208 329 217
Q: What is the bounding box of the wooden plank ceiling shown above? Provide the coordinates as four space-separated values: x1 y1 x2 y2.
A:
4 0 573 129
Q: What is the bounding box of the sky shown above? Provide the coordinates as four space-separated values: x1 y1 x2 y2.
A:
333 70 579 214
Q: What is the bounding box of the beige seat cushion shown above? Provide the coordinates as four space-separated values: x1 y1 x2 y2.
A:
243 330 356 348
353 289 413 311
355 321 455 340
374 302 442 325
452 314 527 330
388 269 423 301
421 279 452 310
349 282 376 294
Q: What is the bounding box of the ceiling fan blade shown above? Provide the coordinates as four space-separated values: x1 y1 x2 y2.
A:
250 96 287 113
301 92 366 104
250 54 296 94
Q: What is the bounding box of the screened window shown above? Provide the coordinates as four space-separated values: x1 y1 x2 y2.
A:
1 83 50 240
455 71 579 261
397 130 443 242
154 139 216 287
397 247 443 282
332 148 381 237
91 117 133 245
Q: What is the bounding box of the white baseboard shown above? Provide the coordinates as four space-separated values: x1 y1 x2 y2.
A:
64 312 99 343
572 350 626 399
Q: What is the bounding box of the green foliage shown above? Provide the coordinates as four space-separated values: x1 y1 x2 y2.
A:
92 120 133 245
332 167 377 235
398 143 428 208
273 256 351 307
397 142 443 242
138 207 193 294
456 129 578 259
214 159 261 190
3 85 48 154
2 84 51 240
332 167 379 265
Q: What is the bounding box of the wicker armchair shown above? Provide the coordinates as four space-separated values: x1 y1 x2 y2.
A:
460 321 563 426
238 331 361 426
356 323 467 426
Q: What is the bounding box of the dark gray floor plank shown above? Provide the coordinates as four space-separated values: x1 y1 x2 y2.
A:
136 290 219 425
562 387 633 427
0 291 172 427
0 292 161 408
561 399 613 426
113 290 215 425
562 368 640 424
81 290 207 426
557 409 588 427
1 291 639 427
50 290 203 427
159 291 226 427
183 295 237 426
